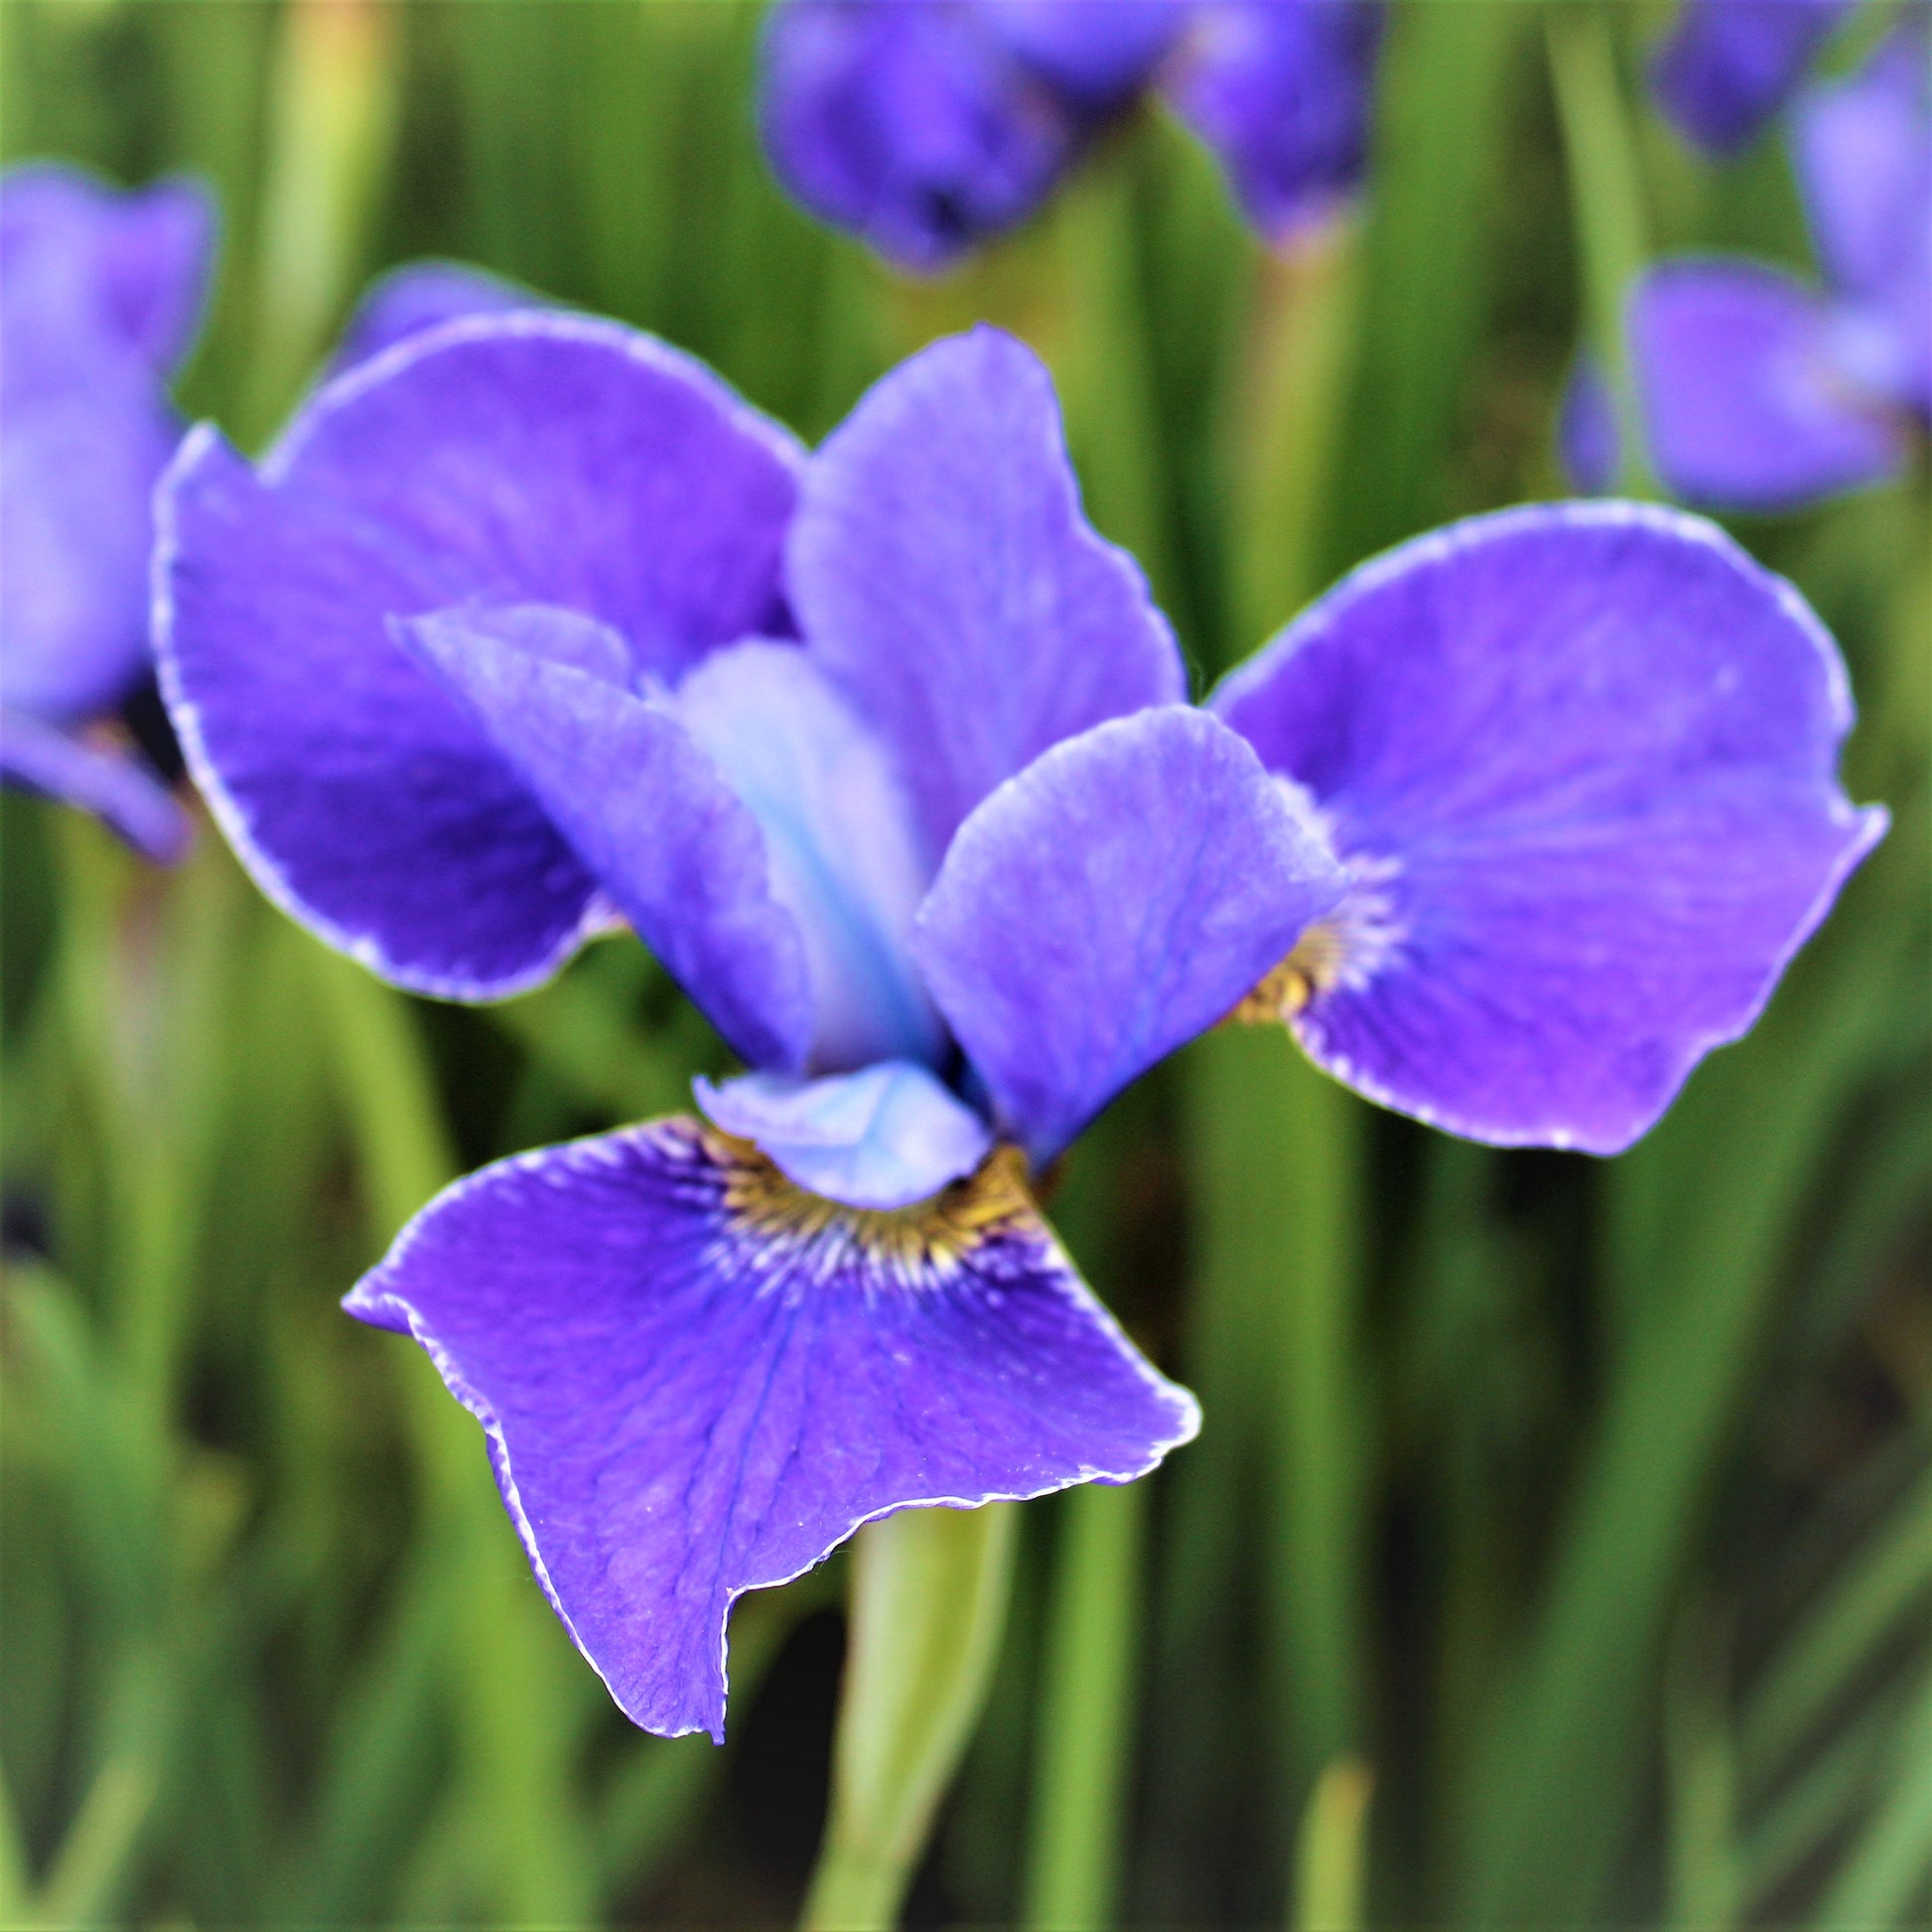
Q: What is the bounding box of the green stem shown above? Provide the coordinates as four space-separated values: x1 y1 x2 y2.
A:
243 0 400 443
1319 0 1530 575
1294 1756 1374 1932
801 1504 1017 1931
1546 2 1658 497
1022 1481 1145 1931
311 945 600 1924
1157 961 1369 1914
1185 1034 1366 1821
51 824 240 1449
1150 1035 1283 1896
1663 1607 1741 1932
1146 175 1373 1899
1202 195 1374 1856
307 944 454 1236
1229 217 1364 651
32 1652 169 1930
1462 910 1917 1926
1050 141 1178 615
1813 1651 1932 1929
1267 1046 1368 1805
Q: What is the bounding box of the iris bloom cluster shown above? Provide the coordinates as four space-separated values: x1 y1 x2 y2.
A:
157 307 1881 1738
1567 17 1929 512
0 166 213 860
759 0 1383 270
1650 0 1858 153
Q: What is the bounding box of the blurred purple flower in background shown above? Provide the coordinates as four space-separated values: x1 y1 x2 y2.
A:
1650 0 1857 153
0 165 213 860
158 311 1879 1738
1568 17 1929 511
758 0 1383 270
328 257 537 374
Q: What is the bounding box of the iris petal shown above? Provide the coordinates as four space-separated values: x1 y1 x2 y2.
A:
694 1062 992 1209
401 606 814 1074
2 168 212 732
788 326 1186 861
0 165 214 377
2 351 179 724
0 709 190 864
331 259 539 375
758 0 1079 273
978 0 1183 107
673 641 943 1072
1792 23 1931 414
914 705 1347 1166
1211 501 1886 1154
1557 354 1619 496
345 1118 1198 1740
1163 0 1384 243
1630 260 1904 510
156 316 802 1000
1649 0 1854 155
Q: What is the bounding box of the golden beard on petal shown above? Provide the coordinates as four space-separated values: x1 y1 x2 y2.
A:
1226 919 1349 1026
708 1130 1038 1279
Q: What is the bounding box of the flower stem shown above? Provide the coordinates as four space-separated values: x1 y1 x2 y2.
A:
53 822 242 1448
801 1503 1017 1931
244 0 400 442
310 947 600 1925
1546 2 1659 498
1294 1755 1374 1932
1229 216 1364 651
1051 140 1179 616
1021 1478 1145 1931
1181 1031 1368 1859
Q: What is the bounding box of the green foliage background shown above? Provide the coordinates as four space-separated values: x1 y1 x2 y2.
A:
1 2 1927 1925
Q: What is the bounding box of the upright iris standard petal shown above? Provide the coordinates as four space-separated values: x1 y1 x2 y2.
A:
977 0 1184 107
270 317 802 683
331 259 539 374
1649 0 1855 154
401 607 813 1073
915 706 1348 1165
674 641 944 1072
1792 22 1931 414
1212 502 1887 1154
1630 261 1904 509
693 1062 992 1210
759 0 1079 274
788 327 1186 858
157 317 803 999
159 430 608 998
345 1119 1198 1740
1163 0 1384 242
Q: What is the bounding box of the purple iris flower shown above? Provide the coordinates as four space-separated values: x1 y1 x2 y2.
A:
1566 20 1929 512
758 0 1383 271
157 312 1880 1739
1 165 214 861
1650 0 1858 154
328 257 538 374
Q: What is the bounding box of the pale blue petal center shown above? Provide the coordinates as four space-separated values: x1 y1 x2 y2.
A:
693 1060 992 1210
672 640 945 1074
